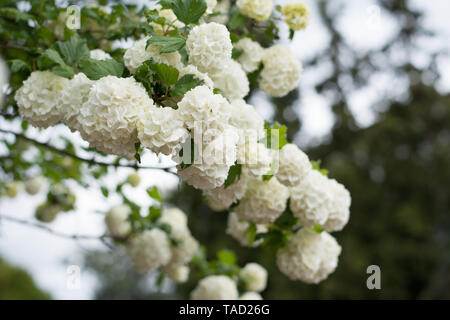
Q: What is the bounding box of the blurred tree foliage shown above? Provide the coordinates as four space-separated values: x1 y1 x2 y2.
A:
79 0 448 299
0 256 51 299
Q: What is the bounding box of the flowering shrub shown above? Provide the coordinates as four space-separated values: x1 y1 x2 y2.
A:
0 0 350 300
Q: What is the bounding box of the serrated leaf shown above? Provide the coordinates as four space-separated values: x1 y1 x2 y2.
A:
148 35 186 53
41 49 74 78
10 59 30 72
170 74 204 97
147 186 162 202
153 62 179 86
79 58 124 80
56 34 90 66
172 0 207 25
217 249 236 265
224 162 242 188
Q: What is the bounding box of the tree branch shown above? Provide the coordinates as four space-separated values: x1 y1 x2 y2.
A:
0 213 107 241
0 128 178 174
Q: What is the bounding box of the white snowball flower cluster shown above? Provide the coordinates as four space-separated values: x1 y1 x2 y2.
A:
105 205 132 237
290 170 351 232
177 128 239 190
24 176 45 195
276 143 311 187
186 22 232 73
90 49 112 61
209 59 249 100
127 228 172 274
226 212 267 247
240 263 268 292
159 208 199 282
240 292 263 300
15 71 69 128
229 99 265 141
235 177 289 224
281 2 311 31
203 169 249 211
259 45 302 97
77 76 154 158
0 56 8 104
276 227 341 283
237 0 273 22
124 36 183 73
56 73 94 132
238 140 273 177
191 275 238 300
234 38 264 73
137 107 189 156
179 65 214 89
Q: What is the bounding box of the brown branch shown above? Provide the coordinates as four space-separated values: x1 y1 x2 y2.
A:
0 128 178 174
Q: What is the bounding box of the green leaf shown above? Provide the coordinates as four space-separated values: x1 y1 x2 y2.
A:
224 162 242 188
79 58 124 80
10 59 30 73
172 0 207 25
148 35 186 53
153 62 179 86
148 206 162 221
313 225 324 233
41 49 74 78
52 64 75 78
263 122 288 150
56 34 90 66
245 223 257 245
217 249 236 265
257 229 288 252
100 186 109 198
170 74 204 97
232 48 244 60
147 186 162 202
229 9 245 30
42 49 68 68
311 160 329 176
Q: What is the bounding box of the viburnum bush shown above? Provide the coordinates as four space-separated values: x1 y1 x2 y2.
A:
0 0 351 299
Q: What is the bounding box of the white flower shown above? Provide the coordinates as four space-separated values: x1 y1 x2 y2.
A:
15 71 68 128
276 228 341 283
206 0 218 14
57 73 94 133
179 65 214 89
203 169 249 211
186 22 232 73
191 275 238 300
138 107 189 156
177 129 239 190
0 56 8 104
208 0 231 25
290 170 350 231
240 292 263 300
169 231 199 266
237 0 273 22
322 179 351 232
178 85 233 135
229 99 265 141
235 177 289 224
234 38 264 73
150 6 183 35
124 37 183 74
209 59 249 101
24 176 45 195
226 212 267 247
35 203 62 223
238 140 273 177
281 2 310 31
163 264 190 283
276 143 311 187
127 228 172 274
105 205 132 237
78 76 154 158
90 49 112 60
240 263 268 292
159 208 189 235
259 45 302 97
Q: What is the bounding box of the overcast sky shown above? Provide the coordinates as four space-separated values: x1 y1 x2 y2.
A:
1 0 449 299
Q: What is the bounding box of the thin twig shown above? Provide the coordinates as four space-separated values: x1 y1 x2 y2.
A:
0 213 107 241
0 128 178 174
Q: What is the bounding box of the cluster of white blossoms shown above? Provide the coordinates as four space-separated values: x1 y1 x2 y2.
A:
237 0 273 22
125 208 198 282
240 263 268 292
276 228 341 283
281 2 311 31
